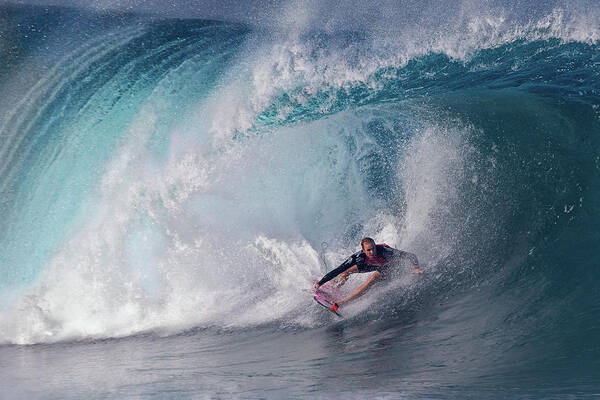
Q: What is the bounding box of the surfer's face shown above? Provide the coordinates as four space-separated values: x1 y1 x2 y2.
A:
363 243 376 258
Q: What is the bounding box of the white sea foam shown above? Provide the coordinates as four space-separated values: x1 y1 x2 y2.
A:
203 5 599 140
398 124 474 261
0 109 379 343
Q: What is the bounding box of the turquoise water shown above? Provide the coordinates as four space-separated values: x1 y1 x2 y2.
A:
1 4 599 398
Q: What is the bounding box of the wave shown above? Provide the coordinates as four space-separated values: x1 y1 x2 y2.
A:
0 4 599 349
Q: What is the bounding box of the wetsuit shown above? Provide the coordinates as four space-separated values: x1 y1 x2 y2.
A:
317 244 419 287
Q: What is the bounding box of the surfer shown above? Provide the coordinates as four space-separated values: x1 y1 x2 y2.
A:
314 237 423 307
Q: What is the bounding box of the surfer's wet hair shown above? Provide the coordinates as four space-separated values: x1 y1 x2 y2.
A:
360 237 375 249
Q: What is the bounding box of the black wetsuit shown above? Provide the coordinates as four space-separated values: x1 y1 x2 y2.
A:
317 244 419 287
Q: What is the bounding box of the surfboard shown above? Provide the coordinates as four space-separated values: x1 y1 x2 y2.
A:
313 287 342 317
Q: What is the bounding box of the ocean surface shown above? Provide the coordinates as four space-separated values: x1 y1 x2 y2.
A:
1 2 599 398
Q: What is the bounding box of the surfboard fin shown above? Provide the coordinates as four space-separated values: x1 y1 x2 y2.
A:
313 295 343 317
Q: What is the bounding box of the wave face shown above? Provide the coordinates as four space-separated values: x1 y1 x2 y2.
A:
0 3 599 393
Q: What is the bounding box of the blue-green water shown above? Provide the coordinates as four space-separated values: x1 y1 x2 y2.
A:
1 3 599 398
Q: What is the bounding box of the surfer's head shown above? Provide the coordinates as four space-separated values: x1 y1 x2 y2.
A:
361 237 376 257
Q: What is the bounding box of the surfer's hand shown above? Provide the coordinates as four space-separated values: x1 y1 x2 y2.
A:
313 282 320 290
335 272 349 286
412 266 424 274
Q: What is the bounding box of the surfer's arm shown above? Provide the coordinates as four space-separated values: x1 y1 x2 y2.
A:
315 257 357 288
405 252 423 273
392 249 423 274
334 265 359 286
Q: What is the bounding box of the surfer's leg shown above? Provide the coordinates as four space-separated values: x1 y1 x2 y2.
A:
338 271 381 306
